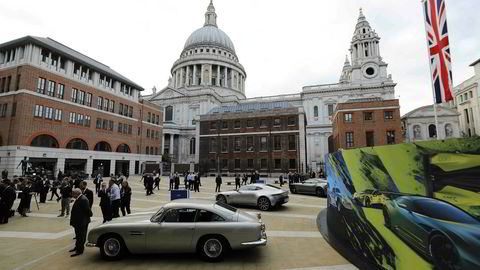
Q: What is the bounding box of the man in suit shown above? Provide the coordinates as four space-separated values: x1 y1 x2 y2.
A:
69 188 92 257
79 181 94 209
215 174 222 192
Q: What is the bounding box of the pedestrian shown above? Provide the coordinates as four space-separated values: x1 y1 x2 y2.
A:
69 188 92 257
184 172 188 189
16 157 29 176
153 171 160 190
120 181 132 216
98 182 112 223
194 172 200 192
49 178 61 201
1 168 8 180
108 180 121 218
140 173 147 190
39 177 50 203
215 174 222 192
168 173 174 190
79 181 94 209
279 174 284 187
117 173 125 186
0 179 16 224
125 170 129 180
235 174 241 190
58 178 72 217
17 179 32 217
57 170 63 182
93 173 102 194
250 172 255 184
188 172 194 191
242 174 248 185
174 173 180 190
146 174 154 196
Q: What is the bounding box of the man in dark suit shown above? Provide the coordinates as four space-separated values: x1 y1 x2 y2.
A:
69 188 92 257
215 174 222 192
79 181 94 209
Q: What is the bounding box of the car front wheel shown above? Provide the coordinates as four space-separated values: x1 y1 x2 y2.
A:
198 236 227 262
216 195 227 204
100 235 125 261
315 188 324 197
257 197 271 211
429 234 458 270
290 186 297 194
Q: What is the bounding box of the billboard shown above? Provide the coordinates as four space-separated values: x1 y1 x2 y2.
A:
326 138 480 270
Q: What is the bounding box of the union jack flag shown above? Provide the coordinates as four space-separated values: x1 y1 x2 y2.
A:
422 0 453 103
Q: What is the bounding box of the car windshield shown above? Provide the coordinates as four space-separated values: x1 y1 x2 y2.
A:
214 201 238 213
413 198 479 224
266 184 281 189
150 207 165 222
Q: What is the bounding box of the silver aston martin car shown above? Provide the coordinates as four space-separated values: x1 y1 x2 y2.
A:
289 179 328 197
216 184 289 211
86 199 267 261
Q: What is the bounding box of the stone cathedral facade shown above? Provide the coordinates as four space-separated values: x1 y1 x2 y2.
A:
146 2 396 172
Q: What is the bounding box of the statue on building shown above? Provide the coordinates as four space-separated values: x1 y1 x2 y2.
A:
413 125 422 140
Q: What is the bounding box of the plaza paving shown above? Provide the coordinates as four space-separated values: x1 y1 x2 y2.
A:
0 176 356 270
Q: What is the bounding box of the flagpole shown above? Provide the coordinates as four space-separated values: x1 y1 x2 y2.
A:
421 0 441 140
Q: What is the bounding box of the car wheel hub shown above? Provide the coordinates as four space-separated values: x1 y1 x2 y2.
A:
204 239 222 258
258 198 269 210
104 238 120 257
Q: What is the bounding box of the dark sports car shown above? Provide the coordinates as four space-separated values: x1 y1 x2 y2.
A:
289 179 327 197
383 195 480 270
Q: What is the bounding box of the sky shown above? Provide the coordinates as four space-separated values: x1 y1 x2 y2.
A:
1 0 479 115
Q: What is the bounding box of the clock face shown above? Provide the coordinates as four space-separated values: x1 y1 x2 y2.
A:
362 64 378 79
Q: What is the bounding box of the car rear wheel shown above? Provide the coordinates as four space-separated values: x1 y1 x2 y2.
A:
290 186 297 194
216 195 227 204
429 234 458 270
198 236 227 262
100 235 125 261
257 197 271 211
315 188 324 197
383 207 391 228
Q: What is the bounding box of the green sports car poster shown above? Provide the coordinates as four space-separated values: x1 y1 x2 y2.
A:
326 137 480 270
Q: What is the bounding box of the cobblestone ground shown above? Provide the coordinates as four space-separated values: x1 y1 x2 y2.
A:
0 176 356 270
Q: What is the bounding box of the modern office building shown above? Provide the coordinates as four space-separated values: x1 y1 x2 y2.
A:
198 101 306 176
331 98 402 151
0 36 163 177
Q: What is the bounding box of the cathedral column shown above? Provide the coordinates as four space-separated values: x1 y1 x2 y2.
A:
193 65 197 85
223 67 228 87
200 65 205 85
180 67 185 87
185 66 190 86
208 65 212 85
216 65 220 86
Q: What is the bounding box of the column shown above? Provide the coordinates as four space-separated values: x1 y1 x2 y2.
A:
86 158 93 176
180 68 185 87
193 65 197 85
110 160 116 176
200 65 204 85
57 56 61 70
56 158 66 175
161 134 165 155
169 134 174 155
48 52 52 67
224 67 228 87
208 65 212 86
185 66 190 86
216 65 220 86
376 42 380 57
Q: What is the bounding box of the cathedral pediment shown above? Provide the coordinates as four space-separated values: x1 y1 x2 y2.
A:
151 87 186 100
403 105 459 118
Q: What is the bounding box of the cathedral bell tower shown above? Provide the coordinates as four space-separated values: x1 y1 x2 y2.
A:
347 8 391 85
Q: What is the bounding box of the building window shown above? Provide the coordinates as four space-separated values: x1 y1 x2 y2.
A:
85 116 91 126
384 111 394 120
387 130 396 144
364 112 373 121
15 74 21 91
234 159 240 169
246 119 254 128
69 112 76 123
47 80 55 97
102 119 108 130
274 159 282 169
247 159 254 169
109 120 114 131
246 136 254 151
344 113 352 122
313 106 319 117
190 138 196 155
273 118 281 127
66 138 88 150
428 124 437 138
328 104 334 116
11 102 16 117
76 114 84 125
221 121 228 129
146 129 150 138
221 159 228 169
96 118 102 128
85 93 92 107
148 112 151 122
77 91 85 105
118 123 123 133
260 136 267 151
146 146 149 155
346 132 354 148
97 96 103 110
260 159 267 169
103 98 109 112
234 120 241 129
36 78 46 94
221 138 228 153
57 84 64 99
288 117 296 126
366 131 374 147
260 119 268 127
109 100 115 112
155 115 159 125
165 106 173 122
289 159 296 169
234 137 241 152
210 138 217 153
34 105 44 118
288 135 296 150
71 88 78 103
273 135 281 150
0 103 7 117
210 121 217 130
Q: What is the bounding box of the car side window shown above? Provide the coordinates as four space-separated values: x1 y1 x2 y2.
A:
162 208 197 223
196 210 225 222
396 198 415 212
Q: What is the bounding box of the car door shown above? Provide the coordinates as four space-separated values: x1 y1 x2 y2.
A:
394 199 428 252
146 208 197 253
236 186 259 205
302 180 317 194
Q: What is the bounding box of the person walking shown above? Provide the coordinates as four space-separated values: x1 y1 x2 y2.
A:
93 173 102 194
58 179 72 217
120 181 132 216
242 174 248 186
17 179 32 217
98 182 111 223
168 173 174 191
1 168 8 180
49 178 61 201
279 174 284 187
174 173 180 190
146 174 154 196
183 172 188 190
79 181 94 209
38 177 50 203
108 180 121 218
194 173 200 192
215 174 222 192
235 174 241 190
69 188 92 257
188 172 194 191
0 179 16 224
153 172 160 190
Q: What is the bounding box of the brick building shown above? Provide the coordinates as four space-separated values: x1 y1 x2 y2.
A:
331 98 402 151
198 102 306 176
0 36 163 177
